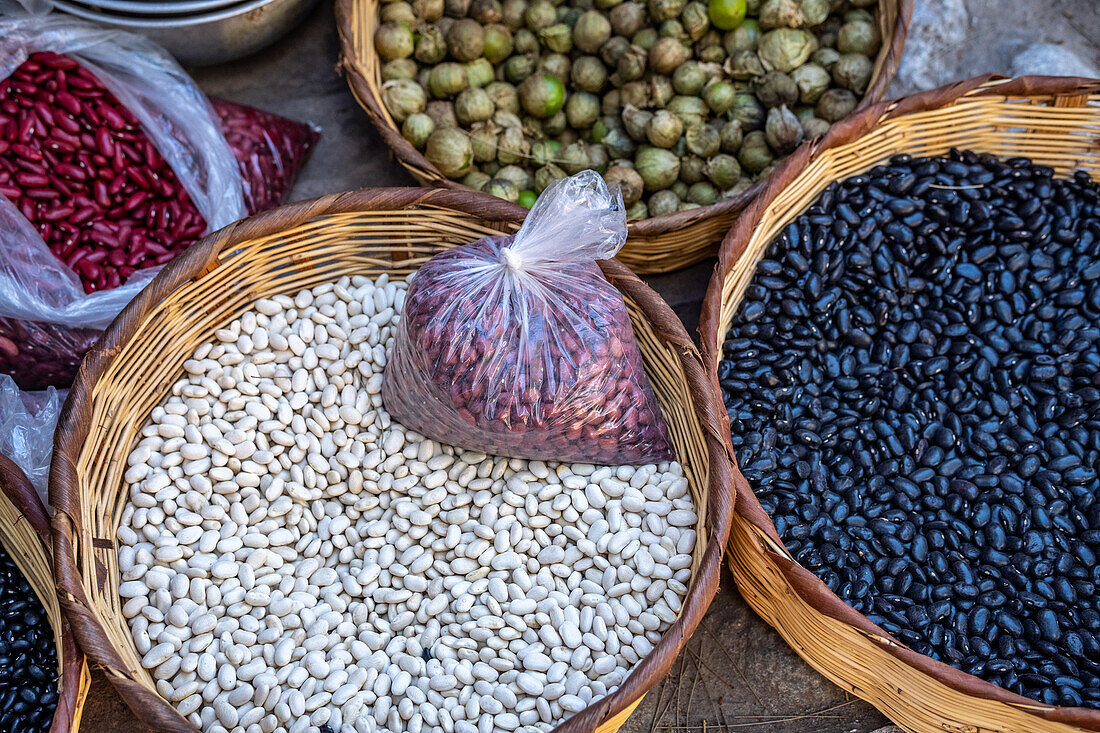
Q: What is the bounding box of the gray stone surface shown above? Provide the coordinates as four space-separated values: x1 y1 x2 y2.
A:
891 0 1100 96
1011 42 1100 79
77 1 1100 732
895 0 970 92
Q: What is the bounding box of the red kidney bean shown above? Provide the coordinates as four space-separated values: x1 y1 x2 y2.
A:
41 203 74 222
77 260 100 281
34 101 54 128
90 179 110 208
55 91 80 116
14 172 47 187
92 126 112 156
382 234 674 465
123 191 146 211
10 142 40 160
55 162 84 180
99 103 125 130
65 75 93 91
126 166 149 188
106 174 125 196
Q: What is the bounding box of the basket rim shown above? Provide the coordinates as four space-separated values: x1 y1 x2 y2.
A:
49 186 736 733
698 73 1100 729
0 454 87 733
333 0 914 239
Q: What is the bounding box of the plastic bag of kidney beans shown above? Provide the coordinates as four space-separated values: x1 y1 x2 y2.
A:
383 171 674 465
0 12 317 388
208 98 319 216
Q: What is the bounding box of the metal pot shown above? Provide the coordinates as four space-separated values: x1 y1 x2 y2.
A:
54 0 321 66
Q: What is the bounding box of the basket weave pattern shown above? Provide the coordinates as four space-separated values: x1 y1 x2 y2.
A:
699 76 1100 733
335 0 913 275
0 455 89 733
49 188 734 733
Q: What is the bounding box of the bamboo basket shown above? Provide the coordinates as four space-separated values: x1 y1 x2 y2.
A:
698 75 1100 733
50 187 735 733
334 0 912 275
0 454 90 732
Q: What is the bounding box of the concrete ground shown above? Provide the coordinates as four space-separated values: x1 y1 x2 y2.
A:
76 1 1099 731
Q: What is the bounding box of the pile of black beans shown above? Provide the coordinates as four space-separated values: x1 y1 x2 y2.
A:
0 542 58 731
719 149 1100 708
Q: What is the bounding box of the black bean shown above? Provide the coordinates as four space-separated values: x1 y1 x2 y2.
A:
720 149 1100 709
0 542 58 731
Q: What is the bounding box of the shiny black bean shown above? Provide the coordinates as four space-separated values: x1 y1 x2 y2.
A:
0 543 58 730
720 149 1100 709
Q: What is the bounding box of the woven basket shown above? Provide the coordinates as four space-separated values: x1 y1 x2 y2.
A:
49 187 734 732
698 75 1100 733
0 455 89 732
334 0 912 275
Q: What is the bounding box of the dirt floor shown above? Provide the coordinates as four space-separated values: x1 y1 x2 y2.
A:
75 1 1100 731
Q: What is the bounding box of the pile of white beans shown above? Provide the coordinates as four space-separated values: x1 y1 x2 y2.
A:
118 274 697 733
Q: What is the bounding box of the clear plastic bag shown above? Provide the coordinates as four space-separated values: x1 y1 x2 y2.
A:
0 4 245 387
0 372 61 506
0 5 314 388
0 194 155 387
0 6 246 226
383 170 673 465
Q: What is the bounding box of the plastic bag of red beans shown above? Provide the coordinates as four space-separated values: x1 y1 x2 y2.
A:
0 13 317 388
383 171 674 465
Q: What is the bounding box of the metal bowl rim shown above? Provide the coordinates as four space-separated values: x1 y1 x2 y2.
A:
54 0 287 25
60 0 249 17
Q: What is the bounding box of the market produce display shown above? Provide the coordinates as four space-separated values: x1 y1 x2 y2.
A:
372 0 883 216
0 541 60 731
118 273 697 732
384 171 672 464
718 149 1100 708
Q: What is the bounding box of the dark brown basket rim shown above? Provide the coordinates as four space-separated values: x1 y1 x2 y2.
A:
0 454 86 733
334 0 914 239
698 74 1100 730
50 186 735 733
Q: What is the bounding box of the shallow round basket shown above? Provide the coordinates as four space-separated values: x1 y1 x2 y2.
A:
0 455 90 732
50 187 734 732
334 0 912 275
698 75 1100 733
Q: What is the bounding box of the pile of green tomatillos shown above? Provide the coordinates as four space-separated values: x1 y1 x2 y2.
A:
375 0 881 216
